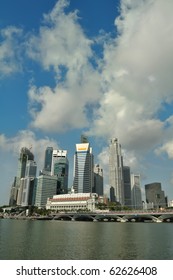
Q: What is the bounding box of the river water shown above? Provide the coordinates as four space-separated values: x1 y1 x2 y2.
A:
0 219 173 260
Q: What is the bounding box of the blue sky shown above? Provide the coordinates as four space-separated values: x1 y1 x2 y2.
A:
1 0 173 206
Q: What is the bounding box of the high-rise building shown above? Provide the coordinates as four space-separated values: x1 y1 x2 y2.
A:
43 147 53 174
18 177 37 207
9 177 18 206
131 174 142 209
51 150 69 194
9 147 35 206
35 175 58 208
123 166 131 207
20 160 37 207
109 138 124 205
25 160 37 177
110 186 116 202
93 164 103 196
73 139 94 193
17 147 34 178
17 160 37 206
145 182 166 209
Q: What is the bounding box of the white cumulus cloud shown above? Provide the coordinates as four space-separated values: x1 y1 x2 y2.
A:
0 130 59 171
0 26 23 76
27 0 101 132
89 0 173 156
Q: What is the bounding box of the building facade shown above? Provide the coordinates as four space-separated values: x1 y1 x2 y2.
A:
131 174 142 209
110 186 116 202
17 147 34 178
93 164 103 196
21 160 37 206
35 175 58 208
145 182 166 209
109 138 124 205
20 177 37 207
51 150 69 194
9 147 35 206
43 147 53 174
46 193 98 212
123 166 132 207
73 141 94 193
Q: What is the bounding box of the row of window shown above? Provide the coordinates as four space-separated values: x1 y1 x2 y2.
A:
49 205 87 209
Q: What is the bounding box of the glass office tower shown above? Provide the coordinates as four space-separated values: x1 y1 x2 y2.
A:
73 142 94 193
123 166 132 207
51 150 69 194
43 147 53 174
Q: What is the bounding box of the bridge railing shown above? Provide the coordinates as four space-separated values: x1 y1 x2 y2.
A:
95 209 173 215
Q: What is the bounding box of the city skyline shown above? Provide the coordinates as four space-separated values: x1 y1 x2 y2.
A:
1 0 173 205
8 137 167 209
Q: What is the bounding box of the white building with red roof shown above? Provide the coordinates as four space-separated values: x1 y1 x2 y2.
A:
46 193 98 212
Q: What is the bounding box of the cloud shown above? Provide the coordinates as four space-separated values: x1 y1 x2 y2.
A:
0 130 59 171
155 141 173 159
85 0 173 193
1 0 172 196
24 0 173 188
27 0 92 74
27 0 101 132
28 69 101 132
0 26 23 76
89 0 173 155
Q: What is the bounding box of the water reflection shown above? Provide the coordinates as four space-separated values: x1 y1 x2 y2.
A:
0 220 173 260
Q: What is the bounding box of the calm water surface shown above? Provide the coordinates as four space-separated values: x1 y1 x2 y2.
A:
0 219 173 260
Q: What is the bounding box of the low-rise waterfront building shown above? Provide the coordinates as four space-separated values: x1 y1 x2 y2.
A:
46 193 98 212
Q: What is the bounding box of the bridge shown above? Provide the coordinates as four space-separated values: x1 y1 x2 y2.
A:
51 210 173 223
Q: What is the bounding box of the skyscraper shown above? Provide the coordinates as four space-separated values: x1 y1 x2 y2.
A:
9 147 35 206
93 164 103 196
110 186 116 202
73 139 94 193
51 150 69 194
43 147 53 174
145 182 166 209
17 147 34 178
35 174 58 208
131 174 142 209
109 138 124 205
123 166 132 207
20 160 37 207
